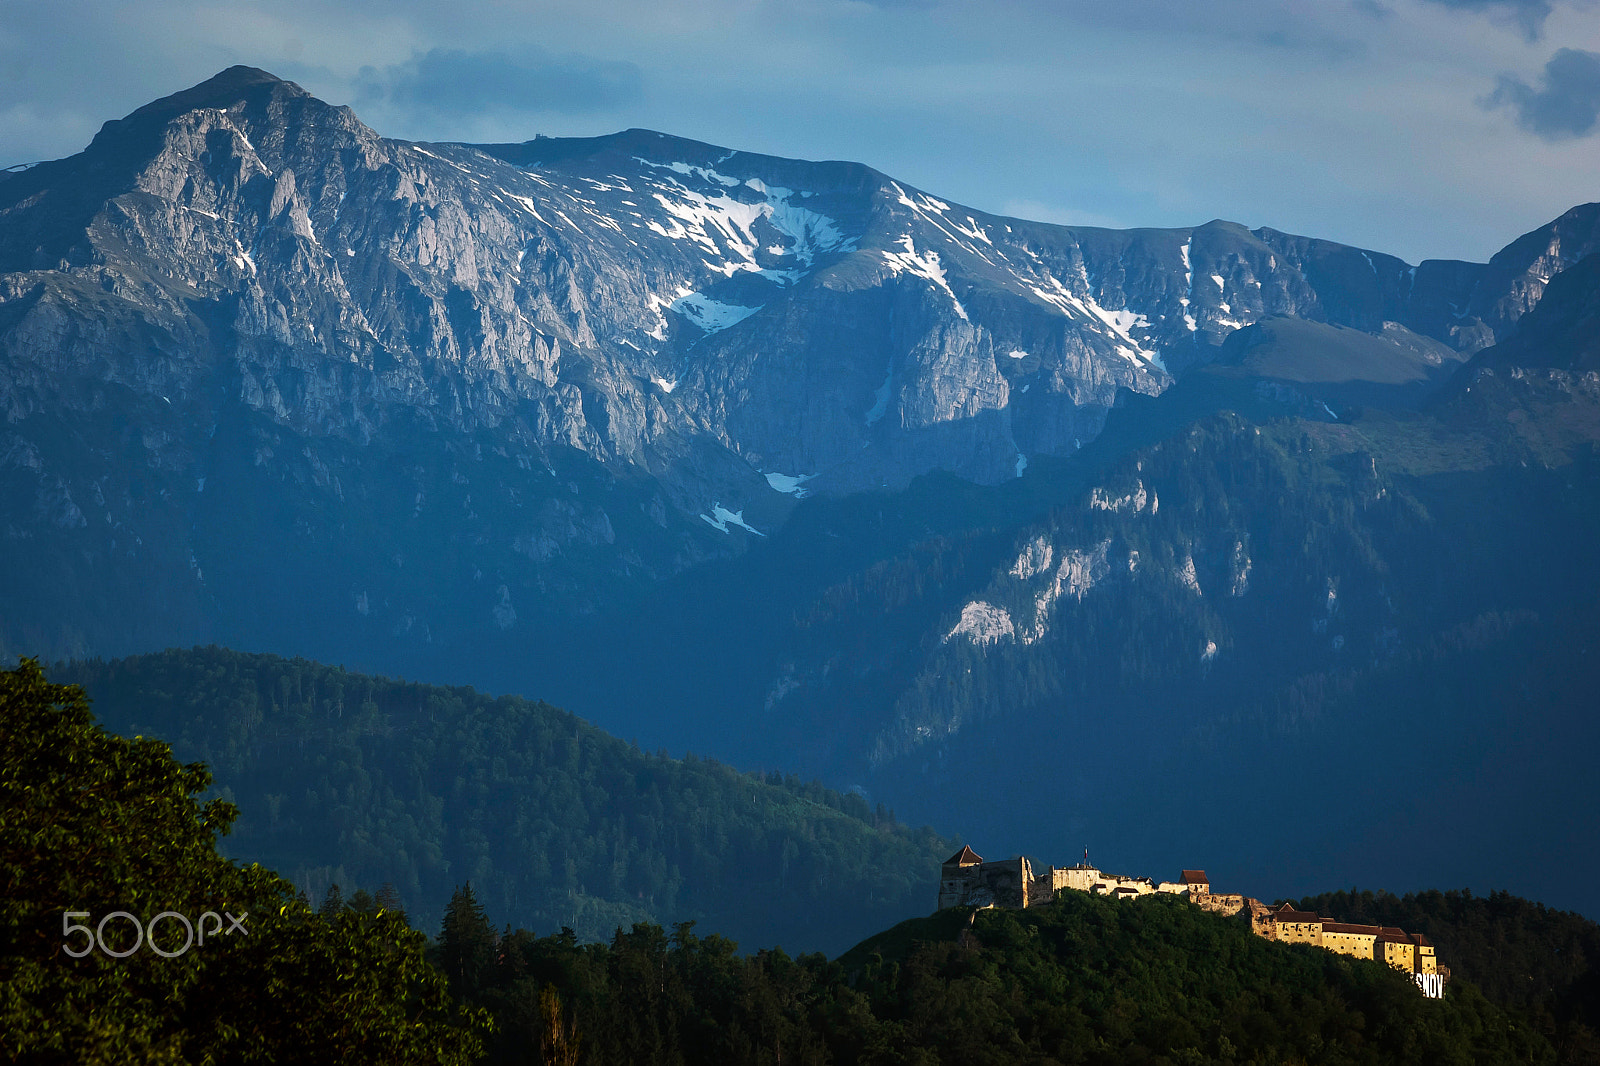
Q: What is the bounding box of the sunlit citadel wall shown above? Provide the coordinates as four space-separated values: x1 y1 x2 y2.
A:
938 848 1446 998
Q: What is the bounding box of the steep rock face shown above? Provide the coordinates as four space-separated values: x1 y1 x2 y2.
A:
1 66 1594 660
1473 250 1600 373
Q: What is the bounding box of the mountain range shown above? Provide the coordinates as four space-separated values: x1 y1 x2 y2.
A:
5 66 1599 920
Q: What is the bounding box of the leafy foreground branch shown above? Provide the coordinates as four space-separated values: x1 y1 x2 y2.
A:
0 658 489 1064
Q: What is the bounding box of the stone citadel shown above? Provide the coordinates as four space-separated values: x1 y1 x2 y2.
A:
938 847 1449 998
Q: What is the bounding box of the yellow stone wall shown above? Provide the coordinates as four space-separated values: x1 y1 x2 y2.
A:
1274 919 1322 946
1381 940 1417 971
1321 929 1376 961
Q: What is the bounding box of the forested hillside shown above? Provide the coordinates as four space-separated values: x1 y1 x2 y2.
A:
529 363 1600 916
446 888 1558 1065
57 647 952 954
1291 888 1600 1057
10 654 1591 1064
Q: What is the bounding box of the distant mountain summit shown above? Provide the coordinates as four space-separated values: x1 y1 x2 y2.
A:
8 68 1600 928
1 67 1597 660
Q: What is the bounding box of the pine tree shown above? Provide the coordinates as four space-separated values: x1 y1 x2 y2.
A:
375 882 406 923
319 884 345 915
438 882 496 1000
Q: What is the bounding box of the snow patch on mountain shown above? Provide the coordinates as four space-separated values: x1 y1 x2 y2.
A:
764 472 815 497
1180 238 1197 331
1025 272 1161 368
645 192 764 258
758 188 853 264
882 237 968 321
700 503 764 535
634 160 854 272
952 215 994 245
671 292 761 333
644 285 694 340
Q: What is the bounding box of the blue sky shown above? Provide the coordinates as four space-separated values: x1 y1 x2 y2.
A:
3 0 1599 263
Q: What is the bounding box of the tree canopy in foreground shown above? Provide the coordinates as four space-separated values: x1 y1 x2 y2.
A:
0 658 487 1064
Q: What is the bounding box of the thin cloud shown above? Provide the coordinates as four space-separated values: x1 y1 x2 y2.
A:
1483 48 1600 139
356 46 642 119
1418 0 1553 41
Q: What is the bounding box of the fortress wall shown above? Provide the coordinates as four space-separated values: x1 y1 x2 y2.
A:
1381 939 1417 971
1191 892 1247 916
1052 866 1101 893
1322 929 1376 961
939 855 1443 994
938 873 976 910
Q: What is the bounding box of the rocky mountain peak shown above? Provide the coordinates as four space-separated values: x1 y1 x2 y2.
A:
81 66 349 174
4 67 1598 660
1474 201 1600 335
105 66 308 131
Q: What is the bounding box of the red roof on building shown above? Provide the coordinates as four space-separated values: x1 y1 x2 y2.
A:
1272 904 1322 922
1410 933 1433 947
944 845 984 867
1180 870 1209 884
1322 922 1380 935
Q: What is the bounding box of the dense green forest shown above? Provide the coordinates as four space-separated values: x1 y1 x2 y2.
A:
441 884 1561 1065
1291 888 1600 1059
10 656 1596 1063
54 646 953 954
0 658 487 1063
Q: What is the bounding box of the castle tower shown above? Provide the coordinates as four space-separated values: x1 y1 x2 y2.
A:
938 845 985 909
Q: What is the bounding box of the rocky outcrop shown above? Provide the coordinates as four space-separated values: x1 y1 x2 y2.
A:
1 67 1593 660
